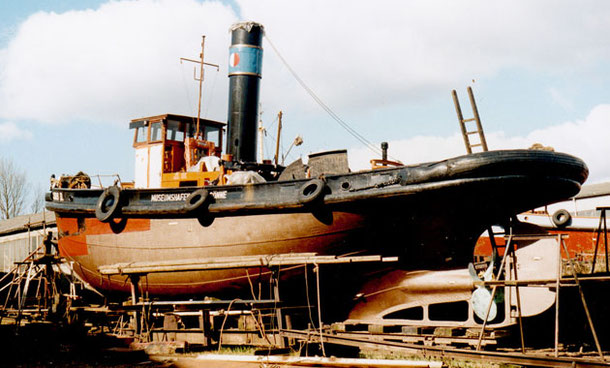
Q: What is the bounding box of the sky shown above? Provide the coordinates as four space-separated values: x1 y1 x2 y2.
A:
1 0 609 210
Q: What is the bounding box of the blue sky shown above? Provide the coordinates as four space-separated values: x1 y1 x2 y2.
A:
1 0 610 210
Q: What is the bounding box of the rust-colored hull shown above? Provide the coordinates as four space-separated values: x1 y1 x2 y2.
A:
58 212 370 296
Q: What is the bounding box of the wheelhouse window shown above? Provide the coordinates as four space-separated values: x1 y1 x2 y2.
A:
150 122 162 142
205 126 220 147
187 123 201 138
166 120 184 142
135 126 148 143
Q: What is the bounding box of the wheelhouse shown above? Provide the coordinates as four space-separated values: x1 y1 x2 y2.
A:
130 114 226 188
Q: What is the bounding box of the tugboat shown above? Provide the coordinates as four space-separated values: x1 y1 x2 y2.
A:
45 22 588 298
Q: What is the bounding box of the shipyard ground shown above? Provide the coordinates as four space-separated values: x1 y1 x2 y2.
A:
0 319 167 367
3 317 610 368
0 318 487 368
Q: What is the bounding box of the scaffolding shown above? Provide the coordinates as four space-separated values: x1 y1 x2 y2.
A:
0 233 63 324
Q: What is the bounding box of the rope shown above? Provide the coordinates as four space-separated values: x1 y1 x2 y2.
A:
303 264 316 330
264 34 382 158
314 263 326 356
217 298 239 352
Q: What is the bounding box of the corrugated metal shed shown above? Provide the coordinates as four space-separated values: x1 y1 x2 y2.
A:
0 211 56 236
0 212 57 272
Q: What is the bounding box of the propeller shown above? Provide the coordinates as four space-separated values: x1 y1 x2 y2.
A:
469 247 498 322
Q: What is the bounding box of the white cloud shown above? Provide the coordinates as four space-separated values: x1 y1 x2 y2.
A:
0 0 237 124
239 0 610 113
0 121 33 142
349 104 610 184
0 0 609 140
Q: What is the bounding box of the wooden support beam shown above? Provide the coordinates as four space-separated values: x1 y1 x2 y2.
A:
99 253 398 276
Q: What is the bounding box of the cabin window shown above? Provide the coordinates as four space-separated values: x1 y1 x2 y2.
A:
187 123 198 138
206 126 220 146
382 306 424 320
150 122 162 142
166 120 184 142
135 126 148 143
429 301 469 322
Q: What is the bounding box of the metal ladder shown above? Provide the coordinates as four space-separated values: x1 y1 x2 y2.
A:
452 87 488 154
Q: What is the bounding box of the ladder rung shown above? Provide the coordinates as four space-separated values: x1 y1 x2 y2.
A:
462 118 476 123
470 144 483 148
466 131 480 135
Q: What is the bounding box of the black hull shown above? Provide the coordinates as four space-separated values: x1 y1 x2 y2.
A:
46 149 587 222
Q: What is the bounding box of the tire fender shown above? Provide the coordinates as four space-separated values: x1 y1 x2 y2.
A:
185 189 210 212
552 209 571 228
298 179 326 205
95 186 122 222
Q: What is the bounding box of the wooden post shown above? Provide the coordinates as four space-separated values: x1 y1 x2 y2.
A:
272 268 285 348
130 275 141 337
274 111 283 165
554 234 561 357
510 246 526 353
200 309 212 347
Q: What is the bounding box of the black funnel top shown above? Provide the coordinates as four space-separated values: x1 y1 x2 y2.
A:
226 22 264 162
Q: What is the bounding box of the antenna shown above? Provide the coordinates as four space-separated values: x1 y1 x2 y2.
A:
180 36 220 138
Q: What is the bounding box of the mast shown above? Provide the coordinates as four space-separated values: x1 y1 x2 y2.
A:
258 113 265 163
274 111 282 165
196 36 205 138
180 36 219 138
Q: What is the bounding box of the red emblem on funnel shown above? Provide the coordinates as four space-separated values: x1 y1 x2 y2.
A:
229 52 240 67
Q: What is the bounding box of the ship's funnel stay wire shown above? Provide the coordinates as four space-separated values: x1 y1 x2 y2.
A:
264 34 388 160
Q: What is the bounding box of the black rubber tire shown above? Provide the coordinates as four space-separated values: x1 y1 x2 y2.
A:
95 186 121 222
552 209 571 228
185 189 209 212
298 179 326 205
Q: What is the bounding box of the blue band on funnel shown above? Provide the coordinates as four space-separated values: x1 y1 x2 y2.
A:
228 45 263 77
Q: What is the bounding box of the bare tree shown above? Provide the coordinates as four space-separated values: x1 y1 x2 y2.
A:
0 157 29 219
30 184 45 214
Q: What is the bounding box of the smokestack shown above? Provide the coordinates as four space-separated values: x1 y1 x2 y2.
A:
227 21 264 162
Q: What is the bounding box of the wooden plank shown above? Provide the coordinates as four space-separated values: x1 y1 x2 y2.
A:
98 254 398 275
172 354 443 368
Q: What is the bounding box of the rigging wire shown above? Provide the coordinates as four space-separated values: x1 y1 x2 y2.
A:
264 35 382 158
179 64 195 115
203 67 219 118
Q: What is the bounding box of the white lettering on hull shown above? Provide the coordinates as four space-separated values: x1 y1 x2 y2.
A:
211 191 227 199
151 193 189 202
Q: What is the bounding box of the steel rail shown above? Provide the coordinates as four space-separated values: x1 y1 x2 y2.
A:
282 329 610 368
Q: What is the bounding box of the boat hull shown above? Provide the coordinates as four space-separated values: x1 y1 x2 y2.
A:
57 212 370 296
49 150 589 297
